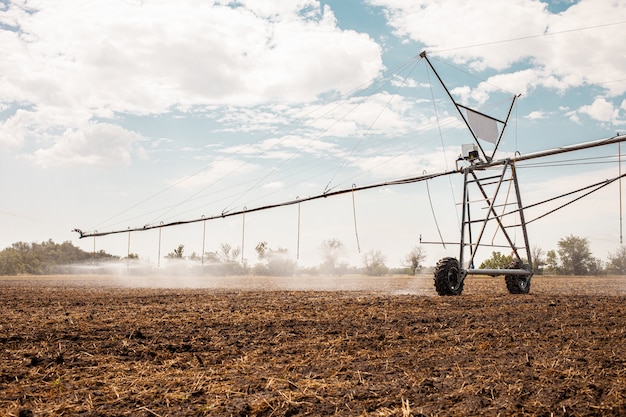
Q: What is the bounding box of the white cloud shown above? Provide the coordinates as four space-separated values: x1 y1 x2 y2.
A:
525 111 546 120
219 134 343 162
215 106 294 132
369 0 549 69
391 74 419 88
207 91 444 162
262 181 284 189
448 69 540 108
566 110 581 124
349 147 459 179
303 92 441 140
0 1 384 165
24 121 143 168
368 0 626 96
169 158 260 190
578 97 622 125
2 1 383 109
0 109 34 149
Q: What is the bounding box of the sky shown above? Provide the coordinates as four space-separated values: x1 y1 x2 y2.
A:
1 0 626 270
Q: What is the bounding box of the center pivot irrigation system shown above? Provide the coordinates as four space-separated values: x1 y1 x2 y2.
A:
74 52 626 296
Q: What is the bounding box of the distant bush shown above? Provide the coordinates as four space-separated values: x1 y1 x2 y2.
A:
479 251 513 270
0 239 117 275
362 249 388 276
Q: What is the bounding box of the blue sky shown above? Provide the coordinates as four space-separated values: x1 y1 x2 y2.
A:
1 0 625 269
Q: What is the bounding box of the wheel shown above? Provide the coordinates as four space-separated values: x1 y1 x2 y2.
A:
434 257 465 296
504 259 532 294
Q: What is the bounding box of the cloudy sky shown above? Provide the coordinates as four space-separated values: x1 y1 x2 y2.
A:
1 0 625 268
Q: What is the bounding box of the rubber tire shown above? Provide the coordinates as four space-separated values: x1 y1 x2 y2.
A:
504 259 532 294
434 257 464 296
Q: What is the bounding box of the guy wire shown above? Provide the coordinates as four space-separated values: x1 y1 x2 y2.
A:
351 184 361 254
617 142 623 245
424 173 446 249
426 64 461 230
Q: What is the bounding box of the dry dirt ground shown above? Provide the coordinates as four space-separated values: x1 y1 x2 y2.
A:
1 274 625 416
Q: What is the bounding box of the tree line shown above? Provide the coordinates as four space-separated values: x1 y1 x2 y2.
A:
0 240 117 275
165 238 427 277
480 235 626 275
2 234 621 277
0 238 426 276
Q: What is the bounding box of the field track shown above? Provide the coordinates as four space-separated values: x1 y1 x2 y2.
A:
1 274 625 416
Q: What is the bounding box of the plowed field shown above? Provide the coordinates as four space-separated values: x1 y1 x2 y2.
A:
1 274 625 416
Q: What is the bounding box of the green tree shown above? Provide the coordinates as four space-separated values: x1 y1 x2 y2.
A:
215 243 244 275
254 242 296 276
588 257 604 276
607 246 626 275
545 249 559 274
0 247 25 275
204 251 220 262
255 241 269 260
531 245 545 274
479 251 513 269
218 243 241 263
197 247 244 276
166 244 185 259
404 245 426 275
362 249 388 276
557 235 595 275
0 240 116 275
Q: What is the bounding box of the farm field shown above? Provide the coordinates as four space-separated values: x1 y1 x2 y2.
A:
1 274 625 416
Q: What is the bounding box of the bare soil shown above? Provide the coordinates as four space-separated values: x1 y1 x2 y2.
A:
1 274 625 416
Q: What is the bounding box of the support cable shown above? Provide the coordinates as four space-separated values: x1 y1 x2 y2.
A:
241 207 246 265
523 174 626 225
74 136 626 240
425 63 461 230
74 169 455 239
518 154 618 168
93 57 420 231
315 115 462 194
296 197 301 260
157 223 163 268
424 171 446 249
92 233 97 265
429 20 626 55
224 60 424 214
324 57 423 194
161 118 457 225
201 216 206 266
126 228 131 269
351 184 362 254
617 142 623 245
